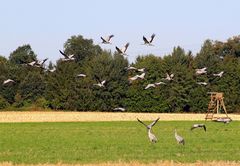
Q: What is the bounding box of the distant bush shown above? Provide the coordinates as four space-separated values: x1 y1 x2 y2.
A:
35 97 49 109
12 93 24 108
0 95 9 109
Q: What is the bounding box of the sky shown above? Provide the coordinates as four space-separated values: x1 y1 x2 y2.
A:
0 0 239 63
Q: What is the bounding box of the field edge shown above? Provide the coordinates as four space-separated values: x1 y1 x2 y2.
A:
1 161 240 166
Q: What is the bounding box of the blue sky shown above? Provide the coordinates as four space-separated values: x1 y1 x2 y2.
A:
0 0 239 63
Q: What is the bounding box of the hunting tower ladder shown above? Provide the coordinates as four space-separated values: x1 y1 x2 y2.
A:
205 92 229 120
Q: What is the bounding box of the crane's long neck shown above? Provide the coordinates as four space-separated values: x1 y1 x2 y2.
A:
148 128 153 135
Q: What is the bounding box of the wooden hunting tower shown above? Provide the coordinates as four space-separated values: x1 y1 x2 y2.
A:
205 92 230 120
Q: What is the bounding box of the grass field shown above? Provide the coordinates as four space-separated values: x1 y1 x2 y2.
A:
0 121 239 165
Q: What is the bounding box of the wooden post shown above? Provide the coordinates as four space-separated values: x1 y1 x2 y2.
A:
220 98 228 117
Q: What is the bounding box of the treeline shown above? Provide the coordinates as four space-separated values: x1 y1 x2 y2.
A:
0 35 240 113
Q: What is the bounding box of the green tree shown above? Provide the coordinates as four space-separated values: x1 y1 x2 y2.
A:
9 44 37 65
63 35 102 63
45 61 79 110
1 34 240 113
0 55 9 80
83 51 129 111
18 72 46 103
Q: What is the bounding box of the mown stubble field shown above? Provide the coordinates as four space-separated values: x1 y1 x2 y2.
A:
0 111 239 122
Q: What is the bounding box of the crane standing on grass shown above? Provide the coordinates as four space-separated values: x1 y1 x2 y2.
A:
137 118 160 143
174 129 185 145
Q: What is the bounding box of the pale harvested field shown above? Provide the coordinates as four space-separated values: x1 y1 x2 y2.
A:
1 161 240 166
0 111 239 123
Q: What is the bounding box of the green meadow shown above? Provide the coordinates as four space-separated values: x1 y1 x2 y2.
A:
0 121 239 164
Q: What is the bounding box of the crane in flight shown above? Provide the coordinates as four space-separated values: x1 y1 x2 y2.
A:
100 35 114 44
59 50 75 61
191 124 206 132
116 43 130 56
143 33 156 46
213 71 224 77
3 79 15 85
196 67 207 75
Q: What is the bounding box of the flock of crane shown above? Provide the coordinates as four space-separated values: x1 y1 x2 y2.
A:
2 33 226 112
137 117 232 146
137 115 231 144
137 117 208 145
65 34 223 89
2 33 224 87
1 34 233 145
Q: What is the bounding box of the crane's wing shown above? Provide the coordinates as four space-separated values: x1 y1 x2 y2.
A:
155 81 165 85
149 33 156 43
28 61 36 66
143 36 149 44
127 66 137 71
149 117 160 128
166 73 170 78
115 46 122 54
122 43 130 53
203 125 206 132
129 75 139 81
145 84 152 90
41 58 48 65
59 50 68 58
101 37 107 42
137 118 148 128
190 126 196 130
107 35 114 41
101 80 106 85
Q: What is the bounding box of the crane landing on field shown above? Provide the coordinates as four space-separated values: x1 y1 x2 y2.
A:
205 92 231 121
